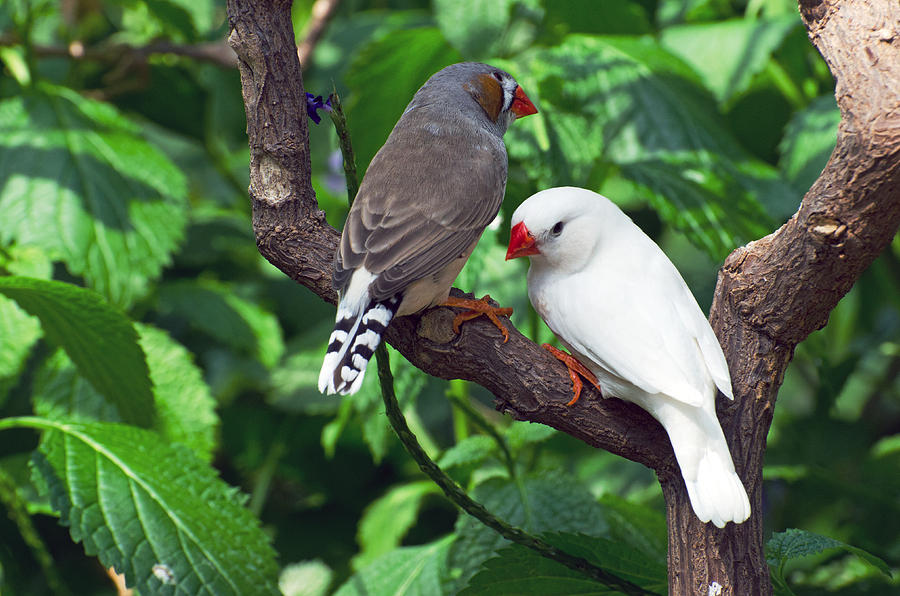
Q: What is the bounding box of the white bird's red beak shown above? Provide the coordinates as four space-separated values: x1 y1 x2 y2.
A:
506 222 539 260
511 86 538 117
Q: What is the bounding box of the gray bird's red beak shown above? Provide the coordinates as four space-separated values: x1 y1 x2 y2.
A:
506 222 539 260
511 86 538 117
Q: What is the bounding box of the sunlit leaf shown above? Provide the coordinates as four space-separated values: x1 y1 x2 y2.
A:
0 84 188 307
0 276 153 426
661 17 799 104
334 536 453 596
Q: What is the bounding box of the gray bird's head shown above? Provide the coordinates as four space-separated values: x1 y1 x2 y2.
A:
406 62 537 135
506 187 629 273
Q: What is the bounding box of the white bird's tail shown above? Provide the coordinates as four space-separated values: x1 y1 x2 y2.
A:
318 295 400 395
649 399 751 528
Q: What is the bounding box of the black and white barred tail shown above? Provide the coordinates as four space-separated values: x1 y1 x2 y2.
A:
318 295 401 395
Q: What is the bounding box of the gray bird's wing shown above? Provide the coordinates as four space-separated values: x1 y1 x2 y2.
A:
335 116 507 301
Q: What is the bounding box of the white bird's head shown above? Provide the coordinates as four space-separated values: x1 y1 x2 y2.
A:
506 187 623 273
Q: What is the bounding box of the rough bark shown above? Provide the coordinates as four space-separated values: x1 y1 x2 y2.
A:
226 0 900 594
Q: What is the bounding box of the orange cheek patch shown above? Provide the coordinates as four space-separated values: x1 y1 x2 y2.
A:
470 74 503 122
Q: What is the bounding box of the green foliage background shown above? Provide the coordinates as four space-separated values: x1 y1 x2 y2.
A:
0 0 897 594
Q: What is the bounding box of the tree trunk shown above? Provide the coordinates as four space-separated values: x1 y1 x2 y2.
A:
226 0 900 593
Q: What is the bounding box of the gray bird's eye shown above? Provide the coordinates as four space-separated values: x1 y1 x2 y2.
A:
551 221 564 236
492 71 503 82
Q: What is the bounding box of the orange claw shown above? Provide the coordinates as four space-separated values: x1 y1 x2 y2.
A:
542 344 603 406
442 294 513 343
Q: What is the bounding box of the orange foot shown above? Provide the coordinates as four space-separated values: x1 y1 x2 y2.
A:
542 344 603 406
441 295 513 343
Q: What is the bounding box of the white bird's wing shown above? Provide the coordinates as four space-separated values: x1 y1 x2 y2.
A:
542 257 718 408
672 280 734 400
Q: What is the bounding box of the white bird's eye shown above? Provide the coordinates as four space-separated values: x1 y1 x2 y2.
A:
550 221 564 236
492 71 504 82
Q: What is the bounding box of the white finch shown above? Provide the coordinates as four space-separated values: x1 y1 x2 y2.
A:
506 186 750 528
318 62 537 395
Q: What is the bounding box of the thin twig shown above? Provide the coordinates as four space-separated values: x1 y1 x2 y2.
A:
374 345 654 595
0 34 238 68
296 0 341 68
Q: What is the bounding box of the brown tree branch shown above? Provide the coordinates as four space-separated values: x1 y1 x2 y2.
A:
226 0 900 594
0 34 240 69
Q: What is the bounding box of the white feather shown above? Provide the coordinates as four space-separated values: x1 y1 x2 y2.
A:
511 187 749 527
318 268 377 395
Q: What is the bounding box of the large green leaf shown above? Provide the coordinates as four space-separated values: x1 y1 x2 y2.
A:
334 535 453 596
344 27 463 174
660 17 799 104
16 417 279 595
446 471 610 593
0 276 154 427
766 528 892 579
504 35 793 258
459 532 666 595
0 84 188 307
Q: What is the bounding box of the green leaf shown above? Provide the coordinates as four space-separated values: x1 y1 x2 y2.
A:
0 294 41 397
355 481 441 568
438 435 497 470
459 532 666 595
0 276 154 427
31 327 218 461
778 94 840 192
157 280 285 369
345 27 463 173
335 535 453 596
136 324 218 461
446 471 610 593
433 0 543 60
434 0 515 59
0 84 188 307
660 17 799 104
766 528 892 579
15 418 279 595
505 421 557 451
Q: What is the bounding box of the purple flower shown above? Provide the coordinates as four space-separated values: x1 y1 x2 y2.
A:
306 92 332 124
